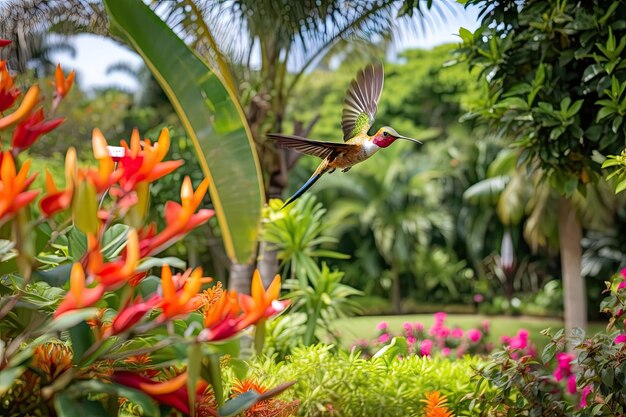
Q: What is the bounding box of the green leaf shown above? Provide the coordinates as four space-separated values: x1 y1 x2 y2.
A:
459 27 473 43
68 380 160 417
68 227 87 262
597 106 615 122
47 309 99 332
69 321 94 365
615 179 626 194
104 0 264 264
101 224 130 259
53 392 108 417
137 256 186 272
541 342 556 364
32 263 72 287
187 343 202 417
218 390 261 417
206 354 224 406
0 366 25 395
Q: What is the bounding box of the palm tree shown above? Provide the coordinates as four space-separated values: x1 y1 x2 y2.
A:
1 0 462 293
321 141 453 312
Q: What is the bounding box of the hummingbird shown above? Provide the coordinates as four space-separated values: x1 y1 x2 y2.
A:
267 63 421 208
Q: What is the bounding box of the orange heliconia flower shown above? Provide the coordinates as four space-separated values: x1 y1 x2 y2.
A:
231 379 299 417
54 263 105 318
0 84 40 129
39 147 76 217
118 128 184 191
86 229 141 289
421 392 454 417
139 177 214 257
55 63 75 99
0 61 20 112
0 151 39 221
33 342 73 381
158 265 210 321
84 128 122 193
199 270 288 342
114 371 193 414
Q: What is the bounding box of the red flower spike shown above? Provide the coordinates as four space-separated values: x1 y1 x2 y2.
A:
11 108 64 153
86 229 140 290
0 151 39 221
54 263 105 318
113 371 191 414
39 148 76 217
0 85 40 130
0 61 20 113
109 295 159 335
118 128 183 192
55 64 75 99
0 39 11 47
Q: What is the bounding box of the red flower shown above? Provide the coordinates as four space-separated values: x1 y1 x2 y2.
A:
86 229 142 289
109 295 159 335
0 61 20 113
0 85 40 129
113 371 192 414
157 265 208 321
0 151 39 221
118 128 183 191
39 148 76 217
139 177 213 256
54 263 105 318
0 39 11 48
11 108 64 152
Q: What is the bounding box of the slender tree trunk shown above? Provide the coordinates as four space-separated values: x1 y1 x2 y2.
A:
391 258 402 314
257 241 279 287
229 263 254 295
558 196 587 333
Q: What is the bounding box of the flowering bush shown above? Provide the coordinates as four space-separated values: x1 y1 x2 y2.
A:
355 312 496 359
471 268 626 415
0 40 295 417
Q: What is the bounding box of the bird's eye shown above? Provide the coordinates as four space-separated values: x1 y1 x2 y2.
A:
383 131 388 137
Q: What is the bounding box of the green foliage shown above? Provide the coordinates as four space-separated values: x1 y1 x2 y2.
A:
262 196 360 349
459 0 626 196
240 344 492 417
105 0 265 264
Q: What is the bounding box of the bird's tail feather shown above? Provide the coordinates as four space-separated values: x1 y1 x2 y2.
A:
282 170 324 209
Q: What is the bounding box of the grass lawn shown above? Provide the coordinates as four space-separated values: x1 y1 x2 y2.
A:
333 314 606 351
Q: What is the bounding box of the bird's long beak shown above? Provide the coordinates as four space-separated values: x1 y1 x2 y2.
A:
397 135 422 144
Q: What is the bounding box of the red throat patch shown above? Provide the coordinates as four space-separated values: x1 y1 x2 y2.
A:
372 134 396 148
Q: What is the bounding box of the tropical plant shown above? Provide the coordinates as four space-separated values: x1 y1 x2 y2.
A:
319 137 455 312
261 196 360 348
240 344 492 417
104 0 266 294
0 42 294 416
458 0 626 332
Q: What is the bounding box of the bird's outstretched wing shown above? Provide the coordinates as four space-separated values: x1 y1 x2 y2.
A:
267 133 356 160
341 63 384 141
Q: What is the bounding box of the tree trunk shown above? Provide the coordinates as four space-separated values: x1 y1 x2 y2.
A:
257 240 279 287
229 263 254 295
391 258 402 314
558 196 587 333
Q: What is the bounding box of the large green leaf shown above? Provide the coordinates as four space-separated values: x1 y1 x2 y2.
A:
104 0 264 263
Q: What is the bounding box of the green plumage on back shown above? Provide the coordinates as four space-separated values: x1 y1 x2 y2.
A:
348 113 372 139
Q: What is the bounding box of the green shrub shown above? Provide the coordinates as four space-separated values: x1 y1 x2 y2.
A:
233 344 491 417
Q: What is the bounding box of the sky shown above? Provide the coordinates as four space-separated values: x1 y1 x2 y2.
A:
51 5 480 92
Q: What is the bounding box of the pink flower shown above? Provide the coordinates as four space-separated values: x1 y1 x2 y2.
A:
579 385 592 408
402 322 413 334
433 312 447 323
554 352 575 387
566 375 577 394
414 322 424 332
482 320 490 333
407 336 416 345
376 321 388 331
473 293 484 303
467 328 482 343
451 328 464 338
617 268 626 290
420 339 433 356
441 347 451 357
615 334 626 344
378 333 390 344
